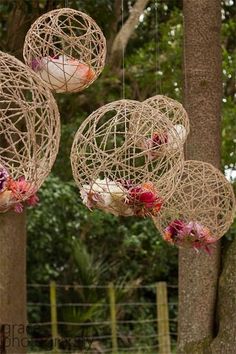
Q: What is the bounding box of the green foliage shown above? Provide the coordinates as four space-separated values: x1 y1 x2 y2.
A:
27 175 177 285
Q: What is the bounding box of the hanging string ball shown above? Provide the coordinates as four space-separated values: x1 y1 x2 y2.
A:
71 99 184 217
0 51 60 213
153 160 236 253
144 95 189 148
23 8 106 93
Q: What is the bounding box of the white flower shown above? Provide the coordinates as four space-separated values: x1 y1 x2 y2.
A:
80 178 134 216
80 181 104 209
167 124 187 150
34 55 95 93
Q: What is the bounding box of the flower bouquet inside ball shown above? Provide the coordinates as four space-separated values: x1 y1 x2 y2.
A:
153 160 236 254
71 100 185 218
163 219 216 254
0 51 60 214
80 177 163 217
0 164 38 213
31 55 96 93
23 8 106 93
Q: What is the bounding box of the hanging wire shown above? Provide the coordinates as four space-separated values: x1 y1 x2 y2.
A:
122 0 125 99
155 0 161 94
155 0 158 94
64 0 69 7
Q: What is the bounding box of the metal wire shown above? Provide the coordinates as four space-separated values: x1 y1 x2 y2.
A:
28 301 163 307
122 0 125 99
27 282 178 352
27 283 177 289
155 0 159 94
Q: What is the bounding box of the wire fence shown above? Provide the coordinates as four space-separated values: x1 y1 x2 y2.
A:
27 282 178 354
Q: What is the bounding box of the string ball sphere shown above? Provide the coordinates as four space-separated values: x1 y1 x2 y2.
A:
23 8 106 93
144 95 189 147
0 51 60 212
153 160 236 252
71 99 184 217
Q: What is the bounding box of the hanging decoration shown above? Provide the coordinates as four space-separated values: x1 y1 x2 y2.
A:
153 160 236 253
71 99 184 217
0 51 60 213
144 95 189 148
23 8 106 93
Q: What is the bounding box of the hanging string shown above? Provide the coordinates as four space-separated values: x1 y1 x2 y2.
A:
154 0 161 95
121 0 125 99
64 0 69 8
182 11 188 159
183 11 188 99
154 0 162 94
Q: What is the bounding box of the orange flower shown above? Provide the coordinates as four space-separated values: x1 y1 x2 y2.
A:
141 181 157 193
7 177 38 211
7 177 32 199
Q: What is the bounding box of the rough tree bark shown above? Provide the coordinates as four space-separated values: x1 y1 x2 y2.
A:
109 0 150 69
0 212 27 354
210 240 236 352
178 1 222 353
0 1 52 353
0 3 29 354
106 0 122 58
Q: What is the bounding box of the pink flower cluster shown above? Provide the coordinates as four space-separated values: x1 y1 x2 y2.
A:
140 133 168 160
8 177 39 213
122 181 163 217
80 178 163 217
0 165 39 213
163 219 216 254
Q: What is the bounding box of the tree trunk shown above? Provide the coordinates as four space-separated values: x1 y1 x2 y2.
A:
210 238 236 352
5 0 36 60
109 0 149 69
0 211 27 354
0 3 34 353
178 1 222 353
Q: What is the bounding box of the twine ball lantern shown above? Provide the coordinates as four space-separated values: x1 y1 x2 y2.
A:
23 8 106 93
153 160 236 253
0 51 60 213
144 95 189 148
71 99 184 217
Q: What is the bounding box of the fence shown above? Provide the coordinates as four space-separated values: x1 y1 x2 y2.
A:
27 282 178 354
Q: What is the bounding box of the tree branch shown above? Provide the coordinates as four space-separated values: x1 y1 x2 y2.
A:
109 0 149 69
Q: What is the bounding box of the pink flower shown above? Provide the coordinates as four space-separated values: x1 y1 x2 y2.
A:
128 182 162 216
7 177 38 211
27 193 39 206
152 133 168 147
139 132 168 160
8 176 32 198
0 165 9 192
164 219 185 243
13 203 24 213
138 190 157 207
164 220 216 253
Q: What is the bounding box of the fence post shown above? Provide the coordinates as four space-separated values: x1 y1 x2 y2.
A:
156 282 171 354
108 283 118 354
50 281 59 353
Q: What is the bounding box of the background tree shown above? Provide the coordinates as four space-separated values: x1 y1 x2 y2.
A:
178 0 222 352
